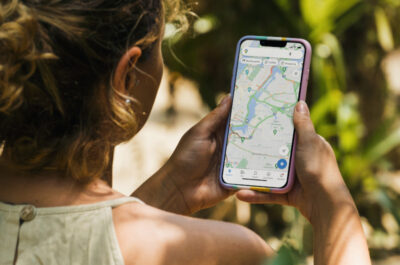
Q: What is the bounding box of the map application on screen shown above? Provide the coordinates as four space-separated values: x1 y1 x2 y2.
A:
222 39 306 188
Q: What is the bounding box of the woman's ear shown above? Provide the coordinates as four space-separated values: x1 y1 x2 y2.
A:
113 46 142 92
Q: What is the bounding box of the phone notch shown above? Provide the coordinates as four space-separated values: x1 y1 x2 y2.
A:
260 39 287 47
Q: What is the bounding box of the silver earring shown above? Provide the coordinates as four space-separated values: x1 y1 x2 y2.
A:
125 99 131 104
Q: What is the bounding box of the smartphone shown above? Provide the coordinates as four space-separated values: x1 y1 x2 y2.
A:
219 36 311 193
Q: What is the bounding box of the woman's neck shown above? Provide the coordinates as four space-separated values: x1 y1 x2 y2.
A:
0 160 123 207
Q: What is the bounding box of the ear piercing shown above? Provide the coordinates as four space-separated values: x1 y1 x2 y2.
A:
124 99 146 116
124 79 140 105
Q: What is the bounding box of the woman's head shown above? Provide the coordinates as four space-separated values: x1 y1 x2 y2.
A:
0 0 185 181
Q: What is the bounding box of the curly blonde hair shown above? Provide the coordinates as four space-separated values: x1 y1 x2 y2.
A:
0 0 187 182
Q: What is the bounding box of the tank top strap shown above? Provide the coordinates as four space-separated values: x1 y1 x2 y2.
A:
100 196 145 208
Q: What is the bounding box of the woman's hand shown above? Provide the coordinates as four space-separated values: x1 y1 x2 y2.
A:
132 95 234 215
236 101 371 265
236 101 351 222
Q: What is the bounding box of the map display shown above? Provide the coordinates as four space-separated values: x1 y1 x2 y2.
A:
222 40 306 188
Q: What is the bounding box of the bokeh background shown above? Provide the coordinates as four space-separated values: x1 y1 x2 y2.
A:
114 0 400 264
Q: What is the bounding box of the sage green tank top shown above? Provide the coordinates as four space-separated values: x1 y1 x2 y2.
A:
0 197 144 265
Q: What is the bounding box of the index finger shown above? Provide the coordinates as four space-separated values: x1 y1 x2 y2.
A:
236 190 290 206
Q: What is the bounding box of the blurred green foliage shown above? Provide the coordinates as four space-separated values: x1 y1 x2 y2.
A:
163 0 400 262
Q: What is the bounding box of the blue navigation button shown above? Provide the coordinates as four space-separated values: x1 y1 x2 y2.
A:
277 159 287 169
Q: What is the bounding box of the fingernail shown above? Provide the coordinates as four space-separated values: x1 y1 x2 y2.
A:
219 94 231 106
296 101 309 115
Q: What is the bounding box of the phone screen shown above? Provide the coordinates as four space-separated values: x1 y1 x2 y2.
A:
221 39 306 188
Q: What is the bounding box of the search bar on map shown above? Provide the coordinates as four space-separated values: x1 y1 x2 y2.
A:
243 47 303 59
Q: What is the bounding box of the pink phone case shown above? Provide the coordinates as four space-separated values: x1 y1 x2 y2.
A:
218 35 312 194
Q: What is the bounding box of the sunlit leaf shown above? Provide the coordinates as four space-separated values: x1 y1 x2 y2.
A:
321 34 346 89
371 190 400 224
265 244 306 265
310 90 342 126
301 0 361 40
364 126 400 162
193 15 218 34
341 155 370 183
273 0 291 12
374 7 394 51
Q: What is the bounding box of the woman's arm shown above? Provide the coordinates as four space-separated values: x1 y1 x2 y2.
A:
113 200 273 265
237 101 371 265
311 187 370 265
131 162 189 213
132 95 234 215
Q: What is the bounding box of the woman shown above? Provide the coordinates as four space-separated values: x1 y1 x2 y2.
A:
0 0 371 264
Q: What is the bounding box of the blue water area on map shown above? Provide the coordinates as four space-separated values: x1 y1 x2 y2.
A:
233 66 281 135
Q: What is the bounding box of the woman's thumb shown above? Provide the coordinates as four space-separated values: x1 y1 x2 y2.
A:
196 94 232 134
293 101 316 143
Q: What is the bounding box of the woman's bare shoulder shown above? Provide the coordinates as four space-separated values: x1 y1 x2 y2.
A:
112 201 273 265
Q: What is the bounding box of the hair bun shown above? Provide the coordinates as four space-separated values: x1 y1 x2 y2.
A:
0 0 54 113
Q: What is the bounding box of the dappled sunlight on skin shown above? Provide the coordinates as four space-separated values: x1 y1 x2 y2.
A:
113 205 187 265
312 195 369 265
112 202 273 265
